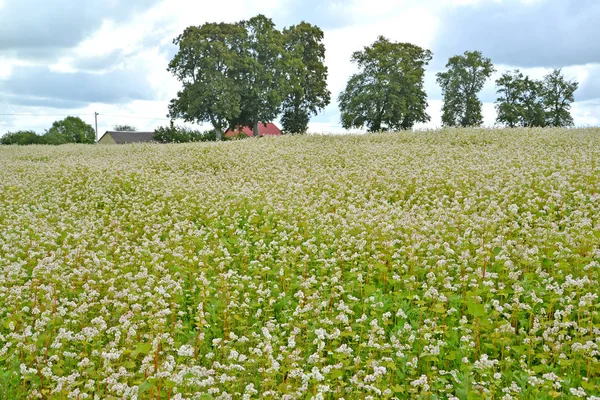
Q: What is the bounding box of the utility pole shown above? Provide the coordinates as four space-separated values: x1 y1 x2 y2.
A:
94 112 99 142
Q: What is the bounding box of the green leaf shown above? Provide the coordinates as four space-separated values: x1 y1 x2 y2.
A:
391 385 404 393
364 284 377 295
331 370 344 379
432 303 446 314
581 381 595 391
136 342 153 355
138 380 155 395
467 302 486 318
164 380 177 389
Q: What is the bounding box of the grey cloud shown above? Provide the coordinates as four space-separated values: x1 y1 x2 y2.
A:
0 66 156 106
432 0 600 68
0 93 86 109
0 0 161 55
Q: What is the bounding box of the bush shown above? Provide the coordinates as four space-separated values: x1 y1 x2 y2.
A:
0 130 43 145
153 122 222 143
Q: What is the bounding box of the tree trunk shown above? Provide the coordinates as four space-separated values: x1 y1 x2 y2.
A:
210 116 223 141
253 119 259 137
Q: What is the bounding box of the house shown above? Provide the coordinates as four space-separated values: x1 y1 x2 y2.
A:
98 131 156 144
224 123 283 138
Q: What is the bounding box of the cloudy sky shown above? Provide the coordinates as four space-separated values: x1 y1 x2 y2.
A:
1 0 599 137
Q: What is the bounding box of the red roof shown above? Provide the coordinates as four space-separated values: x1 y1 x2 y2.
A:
225 123 282 137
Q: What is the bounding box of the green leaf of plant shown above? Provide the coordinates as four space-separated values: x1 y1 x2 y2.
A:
136 342 153 355
138 380 155 395
467 302 486 318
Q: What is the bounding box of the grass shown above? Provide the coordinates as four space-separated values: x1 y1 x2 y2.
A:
0 128 599 399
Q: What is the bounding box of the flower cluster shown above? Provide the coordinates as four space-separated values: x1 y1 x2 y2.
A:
0 128 599 399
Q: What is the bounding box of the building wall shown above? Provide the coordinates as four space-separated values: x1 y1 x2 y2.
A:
98 134 116 144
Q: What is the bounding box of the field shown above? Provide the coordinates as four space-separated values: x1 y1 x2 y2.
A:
0 129 599 399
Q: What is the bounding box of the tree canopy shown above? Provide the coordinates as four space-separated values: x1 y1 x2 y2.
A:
542 69 578 127
168 22 246 141
229 15 287 137
495 70 545 128
437 51 495 127
338 36 433 132
495 69 578 128
280 22 330 134
168 15 330 138
44 116 96 144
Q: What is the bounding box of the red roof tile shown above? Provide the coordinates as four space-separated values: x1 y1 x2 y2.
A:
225 123 282 137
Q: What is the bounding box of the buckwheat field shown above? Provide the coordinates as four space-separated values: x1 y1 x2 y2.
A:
0 129 599 400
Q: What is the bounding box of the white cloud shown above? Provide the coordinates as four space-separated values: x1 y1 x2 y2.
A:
1 0 599 135
0 58 12 79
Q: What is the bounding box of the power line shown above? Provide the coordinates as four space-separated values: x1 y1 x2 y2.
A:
0 113 171 121
0 113 95 117
100 114 171 121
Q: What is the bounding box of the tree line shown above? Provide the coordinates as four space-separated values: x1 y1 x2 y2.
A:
0 116 96 145
169 15 579 137
2 14 580 145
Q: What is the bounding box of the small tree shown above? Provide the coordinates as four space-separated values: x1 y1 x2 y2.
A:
0 130 43 145
338 36 433 132
496 71 545 128
437 51 495 127
280 22 330 134
113 125 137 132
44 116 96 144
542 69 578 127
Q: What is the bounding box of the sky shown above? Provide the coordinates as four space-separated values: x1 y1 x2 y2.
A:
1 0 599 137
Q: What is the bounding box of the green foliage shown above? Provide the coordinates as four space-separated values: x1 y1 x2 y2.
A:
437 51 495 127
280 22 330 134
495 70 545 128
44 116 96 144
232 15 287 137
169 15 330 138
0 130 43 145
496 69 578 128
153 121 220 143
338 36 433 132
113 124 137 132
542 69 578 127
168 22 247 140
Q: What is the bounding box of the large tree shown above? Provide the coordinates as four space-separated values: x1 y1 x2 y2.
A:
168 22 246 140
542 69 578 127
495 70 545 128
338 36 432 132
232 15 287 137
436 51 495 127
280 22 330 134
44 116 96 144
